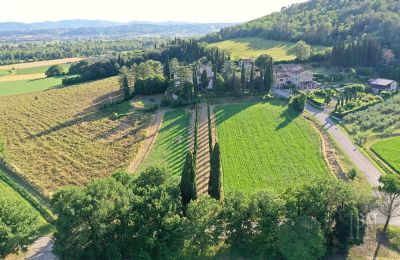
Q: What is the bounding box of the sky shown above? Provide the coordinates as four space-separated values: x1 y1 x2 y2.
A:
2 0 307 23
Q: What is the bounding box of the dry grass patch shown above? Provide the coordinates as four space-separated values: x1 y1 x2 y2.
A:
0 77 151 196
0 57 82 70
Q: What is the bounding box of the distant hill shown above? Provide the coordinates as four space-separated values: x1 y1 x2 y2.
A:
0 20 235 41
204 0 400 50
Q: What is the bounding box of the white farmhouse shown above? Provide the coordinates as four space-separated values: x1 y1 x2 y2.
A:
273 64 318 89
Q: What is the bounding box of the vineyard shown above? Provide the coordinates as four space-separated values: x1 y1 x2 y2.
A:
139 109 190 176
0 77 151 196
215 101 330 194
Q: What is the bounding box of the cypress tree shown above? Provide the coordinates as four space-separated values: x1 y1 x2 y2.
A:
264 61 272 93
193 68 198 95
249 64 255 93
181 151 197 208
194 105 199 162
164 55 171 80
208 143 221 200
241 63 246 92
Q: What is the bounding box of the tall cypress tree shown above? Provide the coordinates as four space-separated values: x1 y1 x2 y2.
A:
250 64 255 94
181 151 197 207
208 143 221 200
241 63 246 92
192 68 198 95
164 55 171 80
264 59 273 93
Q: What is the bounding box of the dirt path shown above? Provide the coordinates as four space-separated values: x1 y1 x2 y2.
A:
127 110 165 173
6 236 56 260
195 103 212 194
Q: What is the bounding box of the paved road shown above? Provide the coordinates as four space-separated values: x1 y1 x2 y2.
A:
273 89 400 226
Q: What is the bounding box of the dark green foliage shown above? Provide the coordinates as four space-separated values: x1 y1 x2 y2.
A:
164 55 171 79
277 216 326 260
208 143 221 200
289 93 306 112
240 63 246 92
0 198 41 258
249 64 255 93
180 152 197 208
63 58 120 85
52 168 185 260
45 65 65 77
119 67 131 101
200 70 209 90
134 75 170 95
206 0 400 49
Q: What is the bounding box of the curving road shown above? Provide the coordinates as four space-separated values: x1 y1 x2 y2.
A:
273 89 400 226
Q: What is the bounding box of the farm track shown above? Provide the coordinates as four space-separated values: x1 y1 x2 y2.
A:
195 103 212 194
127 110 165 173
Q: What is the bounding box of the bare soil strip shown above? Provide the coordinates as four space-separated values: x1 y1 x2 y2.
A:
0 58 83 70
127 110 165 173
0 73 45 82
195 103 212 194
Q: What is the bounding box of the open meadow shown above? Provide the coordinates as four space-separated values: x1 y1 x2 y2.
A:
139 109 190 176
0 77 63 96
215 101 331 194
0 77 151 196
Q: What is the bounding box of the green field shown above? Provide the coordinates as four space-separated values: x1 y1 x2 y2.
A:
0 76 63 96
215 101 330 194
0 63 71 76
208 37 298 61
0 169 50 234
371 137 400 173
139 109 190 175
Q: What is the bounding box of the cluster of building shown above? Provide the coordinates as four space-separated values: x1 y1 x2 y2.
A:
183 58 398 93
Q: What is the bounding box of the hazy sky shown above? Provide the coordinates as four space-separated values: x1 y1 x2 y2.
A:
2 0 306 23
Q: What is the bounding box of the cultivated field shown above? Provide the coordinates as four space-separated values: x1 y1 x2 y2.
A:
0 77 63 96
371 137 400 173
0 77 151 196
0 57 82 71
139 109 190 176
208 37 298 61
215 101 330 194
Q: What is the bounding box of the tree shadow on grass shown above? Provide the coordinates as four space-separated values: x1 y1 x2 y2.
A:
275 107 300 131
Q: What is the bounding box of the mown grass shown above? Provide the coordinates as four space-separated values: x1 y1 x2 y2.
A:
371 137 400 173
0 77 151 196
0 168 52 235
209 37 296 61
139 109 190 176
215 101 331 194
0 77 63 96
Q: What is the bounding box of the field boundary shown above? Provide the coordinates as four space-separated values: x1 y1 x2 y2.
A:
0 162 54 223
127 110 166 173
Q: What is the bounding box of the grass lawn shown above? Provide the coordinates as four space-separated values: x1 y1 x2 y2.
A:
371 137 400 173
0 70 9 76
0 77 151 196
0 168 51 235
139 109 190 176
215 101 331 194
0 76 63 96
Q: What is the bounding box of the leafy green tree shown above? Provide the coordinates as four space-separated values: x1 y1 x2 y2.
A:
378 174 400 234
164 55 171 79
45 64 65 77
289 92 306 112
255 54 271 69
289 41 311 61
277 216 326 260
181 152 197 208
264 61 273 93
0 198 40 258
208 143 221 200
214 73 225 92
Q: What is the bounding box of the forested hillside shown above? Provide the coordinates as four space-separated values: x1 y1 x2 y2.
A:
205 0 400 49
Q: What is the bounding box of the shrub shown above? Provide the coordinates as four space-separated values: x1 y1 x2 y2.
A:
45 65 65 77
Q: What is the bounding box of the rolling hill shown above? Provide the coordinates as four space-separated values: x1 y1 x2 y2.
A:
204 0 400 50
